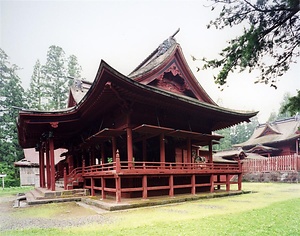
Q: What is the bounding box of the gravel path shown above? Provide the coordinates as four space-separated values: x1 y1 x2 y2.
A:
0 196 114 232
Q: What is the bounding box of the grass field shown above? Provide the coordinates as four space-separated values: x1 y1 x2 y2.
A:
2 183 300 236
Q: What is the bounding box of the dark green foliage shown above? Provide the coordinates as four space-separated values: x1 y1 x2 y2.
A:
214 116 259 150
203 0 299 88
27 46 82 111
281 90 300 115
0 48 26 187
26 60 45 110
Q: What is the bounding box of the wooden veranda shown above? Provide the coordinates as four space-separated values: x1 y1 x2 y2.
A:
64 151 243 202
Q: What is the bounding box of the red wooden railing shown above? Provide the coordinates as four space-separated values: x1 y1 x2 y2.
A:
65 160 241 189
64 166 83 189
242 155 300 173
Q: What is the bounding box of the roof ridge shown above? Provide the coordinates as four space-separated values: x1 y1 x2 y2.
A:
129 29 180 75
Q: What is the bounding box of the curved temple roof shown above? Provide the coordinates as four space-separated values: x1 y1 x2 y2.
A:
17 34 258 149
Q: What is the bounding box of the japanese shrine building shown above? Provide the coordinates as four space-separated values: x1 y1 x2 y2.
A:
17 33 257 202
235 115 300 157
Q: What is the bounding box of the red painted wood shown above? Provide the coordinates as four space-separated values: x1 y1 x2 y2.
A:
45 143 51 189
49 138 56 191
160 134 165 167
127 127 133 168
169 175 174 197
142 175 147 199
64 167 67 190
115 177 121 202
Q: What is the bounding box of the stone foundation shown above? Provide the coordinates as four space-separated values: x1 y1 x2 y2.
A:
243 171 299 183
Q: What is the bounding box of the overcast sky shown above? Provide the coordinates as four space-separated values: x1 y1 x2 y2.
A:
1 0 299 123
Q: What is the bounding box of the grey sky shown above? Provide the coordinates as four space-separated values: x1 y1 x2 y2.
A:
1 0 299 123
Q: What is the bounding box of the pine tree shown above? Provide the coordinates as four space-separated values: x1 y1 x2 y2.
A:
26 60 45 110
43 45 68 110
67 54 82 86
0 48 26 186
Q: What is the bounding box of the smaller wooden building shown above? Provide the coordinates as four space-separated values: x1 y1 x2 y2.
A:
235 115 300 157
14 148 66 187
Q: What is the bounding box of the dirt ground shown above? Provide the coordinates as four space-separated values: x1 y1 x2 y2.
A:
0 195 112 231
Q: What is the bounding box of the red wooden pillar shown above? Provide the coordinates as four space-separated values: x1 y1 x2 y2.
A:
116 150 121 173
226 174 230 191
45 143 51 189
142 175 147 199
82 159 85 175
38 144 45 188
49 137 56 191
68 155 74 173
210 174 214 193
91 177 95 196
127 127 133 168
238 174 242 191
64 167 67 190
187 138 191 165
115 176 121 203
191 174 196 195
101 177 106 199
169 175 174 197
112 136 117 163
160 133 165 167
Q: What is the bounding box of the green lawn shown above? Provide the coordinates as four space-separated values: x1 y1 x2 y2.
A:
0 186 33 197
2 183 300 236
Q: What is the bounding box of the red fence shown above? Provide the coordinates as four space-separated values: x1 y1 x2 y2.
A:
242 155 300 173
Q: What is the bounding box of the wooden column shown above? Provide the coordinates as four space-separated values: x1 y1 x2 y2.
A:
169 175 174 197
191 174 196 195
142 175 147 199
91 177 95 196
127 127 133 168
49 137 56 191
187 137 191 166
112 136 117 163
238 174 242 191
210 174 214 193
160 133 165 166
226 174 230 191
38 144 45 188
64 167 67 190
101 177 106 199
45 143 51 189
115 176 121 203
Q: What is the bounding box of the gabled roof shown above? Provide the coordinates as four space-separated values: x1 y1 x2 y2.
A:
128 34 216 104
235 116 300 148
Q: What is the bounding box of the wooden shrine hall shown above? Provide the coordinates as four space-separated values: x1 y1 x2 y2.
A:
17 31 257 202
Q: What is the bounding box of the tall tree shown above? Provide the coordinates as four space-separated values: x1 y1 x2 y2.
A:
281 90 300 115
0 48 26 186
26 60 45 110
202 0 299 88
67 54 82 86
43 45 68 110
214 116 259 150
